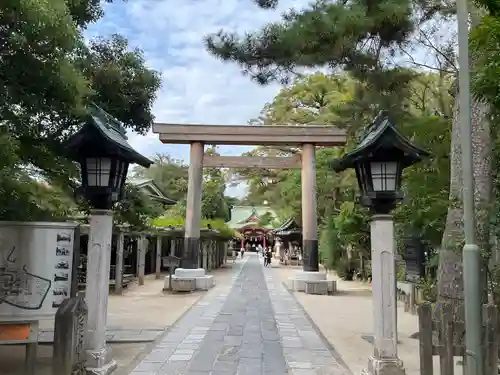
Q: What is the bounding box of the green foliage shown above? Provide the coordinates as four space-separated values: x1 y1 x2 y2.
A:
151 217 235 238
80 35 161 134
151 216 186 228
113 185 164 230
318 216 342 270
0 0 161 222
258 212 278 227
205 0 415 90
393 115 451 250
0 171 76 222
396 263 406 282
334 201 371 256
236 74 360 222
249 73 356 129
134 148 233 223
232 71 451 276
163 201 187 219
133 154 189 201
201 219 236 238
335 257 357 280
205 0 453 274
471 16 500 110
202 147 230 221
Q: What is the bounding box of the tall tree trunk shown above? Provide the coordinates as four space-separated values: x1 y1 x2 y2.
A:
437 80 491 315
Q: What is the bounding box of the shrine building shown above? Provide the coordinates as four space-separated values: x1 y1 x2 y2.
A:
226 206 277 251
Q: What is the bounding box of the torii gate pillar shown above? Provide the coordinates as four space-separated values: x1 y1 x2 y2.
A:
184 141 204 269
301 143 319 272
166 141 215 291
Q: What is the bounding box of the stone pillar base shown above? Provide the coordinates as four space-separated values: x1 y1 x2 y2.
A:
361 356 405 375
163 268 215 291
287 271 327 292
85 347 117 375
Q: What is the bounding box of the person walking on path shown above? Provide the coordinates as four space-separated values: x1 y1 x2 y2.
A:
240 247 245 258
265 248 272 267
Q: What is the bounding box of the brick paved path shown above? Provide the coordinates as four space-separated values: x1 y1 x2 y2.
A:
128 254 350 375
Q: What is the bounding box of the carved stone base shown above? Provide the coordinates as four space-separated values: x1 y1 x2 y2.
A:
85 347 117 375
171 278 196 292
288 271 326 292
86 360 117 375
165 268 215 291
361 356 405 375
304 280 328 295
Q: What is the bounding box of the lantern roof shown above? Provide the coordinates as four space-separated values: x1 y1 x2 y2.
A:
331 110 430 172
64 104 153 168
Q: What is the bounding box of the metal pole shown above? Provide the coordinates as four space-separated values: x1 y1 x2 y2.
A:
457 0 483 372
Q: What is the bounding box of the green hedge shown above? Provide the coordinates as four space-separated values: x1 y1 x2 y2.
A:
151 217 236 238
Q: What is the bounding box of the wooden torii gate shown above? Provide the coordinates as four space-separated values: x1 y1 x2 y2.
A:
152 123 347 277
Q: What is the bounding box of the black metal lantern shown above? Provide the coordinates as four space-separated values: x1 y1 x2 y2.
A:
64 104 153 209
332 110 430 214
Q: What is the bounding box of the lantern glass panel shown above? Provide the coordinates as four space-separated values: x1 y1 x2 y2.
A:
114 160 127 189
355 162 370 193
86 157 111 187
370 161 398 192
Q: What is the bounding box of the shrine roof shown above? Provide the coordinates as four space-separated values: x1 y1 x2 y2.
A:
272 217 302 236
226 206 277 230
129 178 176 205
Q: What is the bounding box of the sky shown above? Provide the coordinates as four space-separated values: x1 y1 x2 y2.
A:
86 0 311 198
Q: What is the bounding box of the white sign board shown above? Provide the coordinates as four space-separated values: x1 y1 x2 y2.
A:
0 222 79 319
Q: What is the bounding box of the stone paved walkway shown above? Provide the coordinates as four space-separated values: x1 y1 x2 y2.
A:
128 254 351 375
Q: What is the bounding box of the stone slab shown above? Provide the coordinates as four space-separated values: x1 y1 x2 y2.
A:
304 281 328 295
172 278 197 292
165 275 215 291
288 271 327 292
175 268 206 278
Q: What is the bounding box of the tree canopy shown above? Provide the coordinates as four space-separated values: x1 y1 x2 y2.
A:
234 71 451 278
0 0 161 224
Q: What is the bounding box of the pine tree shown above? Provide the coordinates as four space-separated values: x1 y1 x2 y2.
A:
204 0 431 116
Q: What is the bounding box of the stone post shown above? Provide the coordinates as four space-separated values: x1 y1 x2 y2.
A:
155 236 162 279
301 143 319 272
138 235 146 286
84 210 117 374
114 231 124 295
184 141 204 269
363 214 405 375
53 296 88 375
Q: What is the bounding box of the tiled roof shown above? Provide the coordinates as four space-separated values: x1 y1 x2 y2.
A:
226 206 277 229
130 178 176 205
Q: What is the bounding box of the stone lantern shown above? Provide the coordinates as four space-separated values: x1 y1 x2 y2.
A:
332 110 429 375
64 104 152 374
